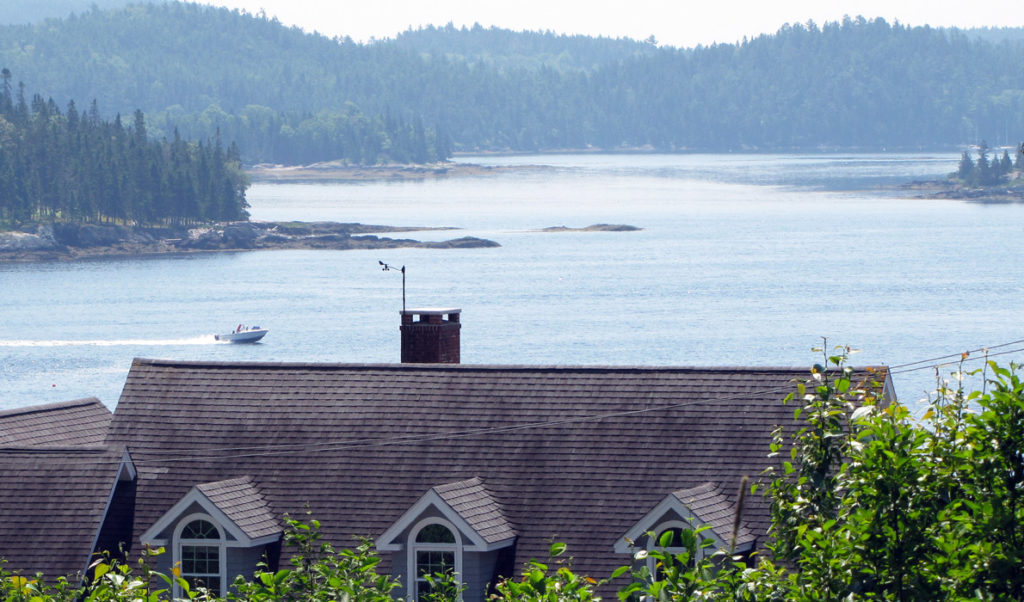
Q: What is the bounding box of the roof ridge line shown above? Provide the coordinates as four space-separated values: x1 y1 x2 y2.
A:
130 358 887 373
0 397 105 418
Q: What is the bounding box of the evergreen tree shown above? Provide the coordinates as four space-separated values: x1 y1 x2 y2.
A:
957 151 974 181
0 75 249 227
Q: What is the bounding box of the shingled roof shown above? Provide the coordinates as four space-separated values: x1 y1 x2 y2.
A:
0 446 132 578
195 476 281 541
0 398 111 447
105 359 893 587
434 477 515 545
671 482 757 548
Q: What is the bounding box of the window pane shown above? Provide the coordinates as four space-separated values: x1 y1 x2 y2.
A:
416 550 455 577
182 519 218 539
185 575 221 597
416 580 435 602
415 523 455 543
182 545 220 574
657 527 685 548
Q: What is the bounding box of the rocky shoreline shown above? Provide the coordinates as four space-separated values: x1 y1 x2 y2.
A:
246 161 547 182
903 179 1024 202
0 221 499 262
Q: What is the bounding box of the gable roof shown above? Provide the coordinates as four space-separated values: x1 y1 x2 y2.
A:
197 476 281 541
615 481 756 554
377 477 515 551
0 398 111 447
435 478 516 545
106 359 893 585
672 482 756 549
141 476 281 546
0 446 132 578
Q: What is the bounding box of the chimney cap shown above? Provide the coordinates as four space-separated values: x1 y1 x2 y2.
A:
400 308 461 316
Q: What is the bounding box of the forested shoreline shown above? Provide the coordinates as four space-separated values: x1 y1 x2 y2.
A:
0 4 1021 165
0 74 249 226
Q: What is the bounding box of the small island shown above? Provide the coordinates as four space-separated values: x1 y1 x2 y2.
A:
908 143 1024 202
536 224 642 232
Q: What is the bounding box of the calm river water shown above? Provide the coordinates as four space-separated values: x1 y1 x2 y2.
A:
2 152 1022 411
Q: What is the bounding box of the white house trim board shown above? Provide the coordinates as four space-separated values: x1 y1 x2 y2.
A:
83 447 137 577
141 486 255 546
376 489 506 552
118 448 138 482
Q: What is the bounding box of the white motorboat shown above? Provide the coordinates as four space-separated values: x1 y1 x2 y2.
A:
215 325 268 343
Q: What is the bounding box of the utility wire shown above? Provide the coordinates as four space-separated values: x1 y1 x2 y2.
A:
6 338 1024 468
888 338 1024 372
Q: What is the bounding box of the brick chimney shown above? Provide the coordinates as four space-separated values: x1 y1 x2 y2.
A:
400 308 461 364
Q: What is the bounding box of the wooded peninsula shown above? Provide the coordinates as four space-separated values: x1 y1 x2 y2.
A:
0 75 250 226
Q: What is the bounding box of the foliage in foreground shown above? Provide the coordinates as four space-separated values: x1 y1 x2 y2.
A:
4 352 1024 600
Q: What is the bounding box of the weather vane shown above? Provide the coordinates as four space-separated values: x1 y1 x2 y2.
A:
379 261 406 313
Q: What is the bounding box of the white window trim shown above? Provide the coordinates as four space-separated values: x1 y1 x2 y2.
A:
173 513 227 600
407 517 463 602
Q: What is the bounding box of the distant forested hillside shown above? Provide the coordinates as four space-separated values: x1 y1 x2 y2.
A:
0 0 158 25
389 23 661 72
0 3 1021 164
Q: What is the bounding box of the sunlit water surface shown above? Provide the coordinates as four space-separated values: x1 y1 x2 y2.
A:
2 153 1021 411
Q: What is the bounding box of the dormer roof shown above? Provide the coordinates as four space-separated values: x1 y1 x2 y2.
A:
141 476 280 546
377 477 515 551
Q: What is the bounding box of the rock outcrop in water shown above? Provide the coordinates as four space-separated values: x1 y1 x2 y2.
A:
538 224 641 232
0 221 500 262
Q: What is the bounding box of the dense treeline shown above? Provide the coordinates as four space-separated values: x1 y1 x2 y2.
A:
0 0 151 25
0 4 1022 162
159 104 452 166
956 142 1024 186
0 74 249 226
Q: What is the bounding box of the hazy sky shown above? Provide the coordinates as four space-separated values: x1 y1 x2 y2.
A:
198 0 1024 47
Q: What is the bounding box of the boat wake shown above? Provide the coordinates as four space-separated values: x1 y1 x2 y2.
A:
0 336 217 347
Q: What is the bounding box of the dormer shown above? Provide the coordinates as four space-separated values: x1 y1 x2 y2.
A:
140 476 282 598
616 482 756 573
376 477 515 601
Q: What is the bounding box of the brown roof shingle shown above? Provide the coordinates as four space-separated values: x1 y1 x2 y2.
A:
434 477 515 544
0 446 126 578
672 482 756 548
196 476 281 540
105 359 891 585
0 398 111 447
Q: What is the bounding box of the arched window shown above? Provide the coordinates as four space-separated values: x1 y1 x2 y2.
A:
408 519 461 601
175 516 225 597
646 522 700 579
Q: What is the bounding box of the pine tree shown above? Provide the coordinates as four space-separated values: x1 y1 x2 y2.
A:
957 151 974 181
